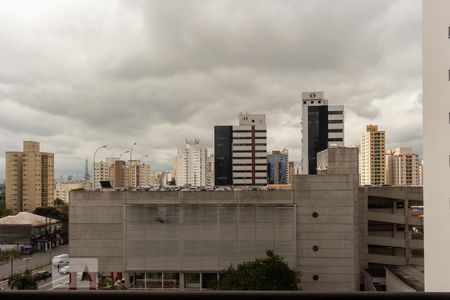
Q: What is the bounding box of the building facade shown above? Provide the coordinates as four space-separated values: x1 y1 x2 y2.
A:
423 0 450 291
232 113 267 186
359 125 386 185
385 148 421 186
288 161 295 184
5 141 54 213
267 149 289 184
214 113 267 187
301 92 344 175
176 140 207 187
214 126 233 186
205 154 214 187
55 181 85 203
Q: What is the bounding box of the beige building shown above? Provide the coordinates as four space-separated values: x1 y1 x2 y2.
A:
288 161 295 184
385 148 421 186
55 181 85 203
359 125 386 185
205 154 214 187
5 141 54 213
94 157 151 189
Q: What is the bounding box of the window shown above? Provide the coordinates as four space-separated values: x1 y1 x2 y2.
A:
313 275 319 281
312 245 319 252
312 212 319 218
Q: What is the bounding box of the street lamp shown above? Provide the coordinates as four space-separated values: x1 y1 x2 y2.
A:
129 143 137 189
139 154 149 161
119 150 130 160
23 257 32 271
93 145 107 190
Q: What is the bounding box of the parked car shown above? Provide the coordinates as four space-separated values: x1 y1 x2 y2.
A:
59 265 69 275
35 271 52 281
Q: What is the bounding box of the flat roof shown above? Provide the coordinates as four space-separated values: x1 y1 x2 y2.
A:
385 265 424 291
0 212 60 226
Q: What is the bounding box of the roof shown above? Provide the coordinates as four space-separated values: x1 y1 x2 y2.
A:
385 265 424 291
0 212 60 226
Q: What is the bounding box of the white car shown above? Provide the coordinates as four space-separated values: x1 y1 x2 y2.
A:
59 265 69 275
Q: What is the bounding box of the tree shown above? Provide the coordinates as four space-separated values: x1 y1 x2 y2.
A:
2 248 20 278
8 270 38 290
0 202 12 218
53 198 65 208
216 250 299 291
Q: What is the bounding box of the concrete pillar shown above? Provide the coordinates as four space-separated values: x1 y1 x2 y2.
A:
68 272 77 290
89 272 96 290
179 273 185 291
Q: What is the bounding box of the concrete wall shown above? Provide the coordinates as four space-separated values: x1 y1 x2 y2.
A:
292 174 359 291
423 0 450 291
69 191 125 273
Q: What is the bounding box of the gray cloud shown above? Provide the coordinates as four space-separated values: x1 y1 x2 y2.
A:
0 0 422 178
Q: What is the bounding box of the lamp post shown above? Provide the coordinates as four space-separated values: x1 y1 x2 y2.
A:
93 145 107 190
119 150 130 160
129 143 137 189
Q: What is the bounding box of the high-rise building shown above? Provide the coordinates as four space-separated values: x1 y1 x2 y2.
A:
5 141 54 213
385 148 421 186
301 92 344 174
359 125 386 185
267 149 289 184
423 0 450 291
214 113 267 186
84 159 90 180
232 113 267 186
176 140 207 187
205 154 215 187
214 126 233 186
288 161 295 184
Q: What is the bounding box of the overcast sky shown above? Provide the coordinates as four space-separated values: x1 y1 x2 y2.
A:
0 0 422 179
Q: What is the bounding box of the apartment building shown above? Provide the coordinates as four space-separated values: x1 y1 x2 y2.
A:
359 125 386 185
55 181 85 203
5 141 54 213
176 140 207 187
267 149 289 184
385 148 421 186
423 0 450 291
205 154 214 187
288 161 295 184
301 92 344 174
214 113 267 187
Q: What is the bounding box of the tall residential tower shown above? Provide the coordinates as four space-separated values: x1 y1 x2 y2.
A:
5 141 54 213
359 125 386 185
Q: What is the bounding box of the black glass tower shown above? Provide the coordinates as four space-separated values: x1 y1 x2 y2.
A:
214 126 233 186
307 106 329 174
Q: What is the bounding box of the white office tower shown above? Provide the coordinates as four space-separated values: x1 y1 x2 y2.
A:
423 0 450 291
301 92 344 174
232 113 267 186
176 139 207 187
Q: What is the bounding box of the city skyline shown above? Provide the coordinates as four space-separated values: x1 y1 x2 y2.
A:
0 0 422 178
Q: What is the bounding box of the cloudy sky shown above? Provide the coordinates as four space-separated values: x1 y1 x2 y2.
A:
0 0 422 179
